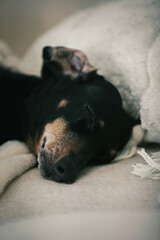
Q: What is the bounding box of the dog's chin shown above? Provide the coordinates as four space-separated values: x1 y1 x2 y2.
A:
38 163 49 179
53 175 75 184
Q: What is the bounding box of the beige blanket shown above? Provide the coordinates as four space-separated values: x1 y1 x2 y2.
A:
0 141 36 195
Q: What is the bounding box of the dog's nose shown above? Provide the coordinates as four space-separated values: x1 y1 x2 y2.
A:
53 156 76 184
43 46 54 61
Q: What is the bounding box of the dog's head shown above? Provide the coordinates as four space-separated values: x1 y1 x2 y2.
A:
26 46 133 184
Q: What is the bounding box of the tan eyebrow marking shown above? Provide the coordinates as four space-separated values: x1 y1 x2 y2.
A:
57 99 69 109
110 149 117 156
99 120 105 128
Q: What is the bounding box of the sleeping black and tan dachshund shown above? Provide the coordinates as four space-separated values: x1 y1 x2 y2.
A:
0 46 137 183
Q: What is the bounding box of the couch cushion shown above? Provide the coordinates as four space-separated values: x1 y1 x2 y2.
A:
0 148 159 225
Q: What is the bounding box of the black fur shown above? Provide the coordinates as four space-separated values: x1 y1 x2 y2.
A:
0 66 41 144
0 50 135 183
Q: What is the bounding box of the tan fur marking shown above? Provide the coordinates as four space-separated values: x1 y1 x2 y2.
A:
41 117 67 149
57 99 69 109
32 118 67 156
110 149 117 156
36 118 83 163
99 120 105 128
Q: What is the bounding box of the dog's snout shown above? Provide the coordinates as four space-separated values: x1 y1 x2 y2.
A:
43 46 54 61
53 156 76 184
